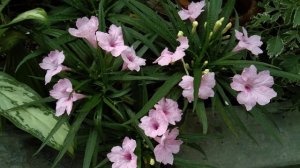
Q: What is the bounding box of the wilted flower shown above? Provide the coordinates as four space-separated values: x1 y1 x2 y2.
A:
39 50 70 85
154 36 189 66
68 16 99 48
96 24 128 57
154 98 182 125
230 65 277 111
107 137 137 168
139 109 169 138
233 27 263 56
178 72 216 102
154 128 183 165
50 79 85 116
121 47 146 72
178 1 205 21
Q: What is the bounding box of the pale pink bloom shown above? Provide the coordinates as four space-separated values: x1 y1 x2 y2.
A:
178 1 205 21
154 128 183 165
50 79 85 116
96 24 127 57
107 137 137 168
68 16 99 48
230 65 277 111
178 72 216 102
153 36 189 66
139 109 168 138
39 50 70 85
121 47 146 72
233 27 263 56
154 98 182 125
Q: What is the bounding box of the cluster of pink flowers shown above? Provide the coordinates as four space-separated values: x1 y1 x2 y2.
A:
38 1 278 167
179 72 216 102
139 98 183 165
69 16 146 72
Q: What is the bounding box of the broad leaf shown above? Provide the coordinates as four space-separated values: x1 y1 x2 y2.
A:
267 36 284 58
0 72 72 153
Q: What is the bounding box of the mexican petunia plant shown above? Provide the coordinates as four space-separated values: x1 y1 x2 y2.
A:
4 0 300 167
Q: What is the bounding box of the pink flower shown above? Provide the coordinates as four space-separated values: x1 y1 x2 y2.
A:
178 1 205 21
96 24 128 57
178 72 216 102
121 47 146 72
233 27 263 56
154 36 189 66
154 98 182 125
39 50 70 85
107 137 137 168
154 128 183 165
139 109 169 138
230 65 277 111
68 16 99 48
50 79 85 116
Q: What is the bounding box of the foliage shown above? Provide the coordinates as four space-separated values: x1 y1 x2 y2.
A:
0 0 300 167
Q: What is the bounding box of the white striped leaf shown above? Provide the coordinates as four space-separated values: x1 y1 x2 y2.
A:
0 72 73 153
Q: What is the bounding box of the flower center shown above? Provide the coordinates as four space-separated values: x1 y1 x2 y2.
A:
127 55 134 62
245 84 252 91
123 152 132 161
152 122 159 130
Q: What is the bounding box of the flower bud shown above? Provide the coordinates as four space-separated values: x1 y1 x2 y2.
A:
208 31 213 40
177 31 184 37
222 22 232 34
192 21 198 33
222 35 231 40
213 17 224 33
149 158 155 165
204 22 207 29
203 69 210 74
203 60 208 66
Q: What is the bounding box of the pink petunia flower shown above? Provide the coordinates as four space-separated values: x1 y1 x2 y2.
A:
39 50 70 85
178 1 205 21
68 16 99 48
96 24 128 57
154 128 183 165
153 36 189 66
230 65 277 111
178 72 216 102
121 47 146 72
50 79 85 116
107 137 137 168
139 109 169 138
233 27 263 56
154 98 182 125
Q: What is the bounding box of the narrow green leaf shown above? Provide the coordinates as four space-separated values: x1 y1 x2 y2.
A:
94 158 109 168
124 72 184 124
15 50 44 72
51 95 101 168
195 101 208 134
251 107 281 143
83 129 98 168
174 157 216 168
293 7 300 27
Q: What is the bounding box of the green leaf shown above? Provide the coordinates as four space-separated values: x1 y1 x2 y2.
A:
0 8 47 28
267 36 284 58
0 0 10 13
195 101 208 134
174 157 216 168
0 72 72 152
15 50 44 72
124 72 184 124
293 7 300 27
83 129 98 168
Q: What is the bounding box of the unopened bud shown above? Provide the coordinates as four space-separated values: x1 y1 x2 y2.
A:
203 60 208 66
177 31 184 37
204 22 207 29
222 35 231 40
149 158 155 165
203 69 210 74
208 31 213 40
222 22 232 34
192 21 198 33
213 17 224 32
